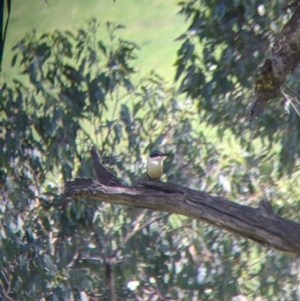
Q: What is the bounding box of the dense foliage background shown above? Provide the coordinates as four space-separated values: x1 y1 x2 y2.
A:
1 1 300 300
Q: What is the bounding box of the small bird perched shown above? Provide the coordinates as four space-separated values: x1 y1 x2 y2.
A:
146 150 169 180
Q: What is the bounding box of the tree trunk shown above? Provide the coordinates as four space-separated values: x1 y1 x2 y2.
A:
251 4 300 119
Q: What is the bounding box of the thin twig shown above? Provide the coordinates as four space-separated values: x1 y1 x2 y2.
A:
110 213 170 259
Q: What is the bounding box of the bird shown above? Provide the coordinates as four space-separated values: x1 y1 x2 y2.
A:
146 150 169 180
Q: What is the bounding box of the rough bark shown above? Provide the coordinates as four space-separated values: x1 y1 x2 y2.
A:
250 4 300 119
64 148 300 255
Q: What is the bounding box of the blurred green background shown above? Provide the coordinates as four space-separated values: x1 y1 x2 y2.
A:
3 0 186 79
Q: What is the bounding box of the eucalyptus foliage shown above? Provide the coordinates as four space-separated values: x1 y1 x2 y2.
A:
175 0 300 175
1 2 300 301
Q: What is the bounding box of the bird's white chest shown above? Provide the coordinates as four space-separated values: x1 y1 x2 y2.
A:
147 157 164 179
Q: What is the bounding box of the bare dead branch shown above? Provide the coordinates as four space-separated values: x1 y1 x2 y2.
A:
63 149 300 255
91 146 121 186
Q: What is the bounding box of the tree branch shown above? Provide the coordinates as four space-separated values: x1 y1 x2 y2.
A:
63 148 300 255
251 4 300 119
91 146 121 186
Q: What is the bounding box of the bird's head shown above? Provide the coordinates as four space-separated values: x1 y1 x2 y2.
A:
149 150 169 158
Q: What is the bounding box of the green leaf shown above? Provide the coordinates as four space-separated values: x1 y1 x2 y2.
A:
11 53 18 67
120 104 131 127
43 254 56 273
97 41 107 56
